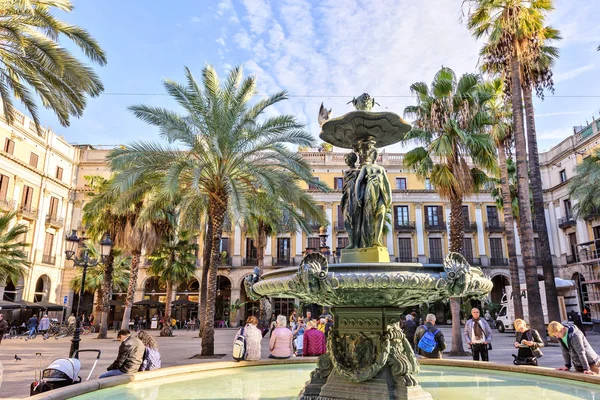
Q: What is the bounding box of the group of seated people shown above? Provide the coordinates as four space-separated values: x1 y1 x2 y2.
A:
99 329 162 378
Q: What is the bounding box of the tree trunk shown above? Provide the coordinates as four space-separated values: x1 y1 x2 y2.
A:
121 250 141 330
97 252 114 339
199 217 212 338
201 199 227 356
448 196 468 356
523 85 561 323
509 54 545 337
160 280 173 337
95 287 104 331
256 225 268 329
498 141 524 320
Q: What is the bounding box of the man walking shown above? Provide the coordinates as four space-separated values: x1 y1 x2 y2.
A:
26 314 38 339
99 329 145 378
549 321 599 374
0 314 8 344
464 308 493 361
414 314 446 358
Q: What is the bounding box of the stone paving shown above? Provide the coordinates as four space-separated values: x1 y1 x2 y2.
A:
1 326 598 399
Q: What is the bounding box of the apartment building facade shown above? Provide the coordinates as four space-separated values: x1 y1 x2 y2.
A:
2 107 600 327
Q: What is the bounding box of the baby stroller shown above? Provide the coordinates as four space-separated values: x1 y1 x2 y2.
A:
30 349 102 395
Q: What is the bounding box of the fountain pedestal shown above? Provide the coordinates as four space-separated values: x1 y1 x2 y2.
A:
340 246 390 263
300 307 432 400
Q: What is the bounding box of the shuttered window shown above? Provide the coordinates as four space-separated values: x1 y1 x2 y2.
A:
48 197 59 218
429 238 443 263
489 238 504 260
0 174 9 200
56 167 63 181
4 138 14 155
43 232 54 257
397 238 412 262
462 238 474 262
29 153 38 168
21 185 33 207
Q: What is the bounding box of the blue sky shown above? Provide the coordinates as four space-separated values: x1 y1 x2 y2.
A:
35 0 600 152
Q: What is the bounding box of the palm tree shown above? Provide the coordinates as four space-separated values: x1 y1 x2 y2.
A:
404 67 497 355
0 212 30 284
569 149 600 219
485 79 524 319
69 245 130 322
108 65 323 355
244 189 327 327
0 0 106 132
82 175 127 339
148 231 197 337
465 0 550 338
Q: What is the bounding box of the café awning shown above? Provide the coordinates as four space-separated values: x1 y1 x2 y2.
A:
0 300 25 310
133 299 165 307
172 297 198 307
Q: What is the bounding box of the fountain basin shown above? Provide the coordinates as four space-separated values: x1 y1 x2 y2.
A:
27 359 600 400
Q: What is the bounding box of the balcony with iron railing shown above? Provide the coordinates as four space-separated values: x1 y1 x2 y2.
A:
308 222 321 232
424 220 446 232
41 254 56 265
465 257 481 266
273 257 293 266
18 204 38 220
463 221 477 232
558 216 576 229
243 258 258 266
427 257 444 264
219 256 231 266
394 220 416 232
395 256 418 263
489 257 509 266
45 215 64 229
485 220 504 232
0 197 15 211
334 221 346 232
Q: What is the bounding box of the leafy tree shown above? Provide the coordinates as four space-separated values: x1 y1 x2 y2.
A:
569 149 600 219
0 212 30 285
404 66 497 355
148 231 197 337
465 0 552 338
0 0 106 132
108 65 323 355
244 189 326 327
82 175 126 339
69 244 130 322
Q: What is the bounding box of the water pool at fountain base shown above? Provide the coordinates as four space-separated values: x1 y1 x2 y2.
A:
68 363 600 400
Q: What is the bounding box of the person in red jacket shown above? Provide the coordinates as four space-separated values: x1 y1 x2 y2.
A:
303 320 326 356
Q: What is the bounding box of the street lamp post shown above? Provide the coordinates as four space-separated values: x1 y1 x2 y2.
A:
65 230 113 358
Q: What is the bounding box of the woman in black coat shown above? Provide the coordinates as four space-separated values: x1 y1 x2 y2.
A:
513 318 544 365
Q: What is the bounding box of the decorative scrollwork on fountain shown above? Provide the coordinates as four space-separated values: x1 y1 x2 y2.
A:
328 329 390 383
297 253 330 297
386 322 419 387
443 252 493 299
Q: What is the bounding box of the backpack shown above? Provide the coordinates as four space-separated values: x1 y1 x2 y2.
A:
232 327 247 361
417 325 439 354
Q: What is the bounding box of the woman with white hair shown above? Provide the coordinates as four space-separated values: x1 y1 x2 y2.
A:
269 315 293 359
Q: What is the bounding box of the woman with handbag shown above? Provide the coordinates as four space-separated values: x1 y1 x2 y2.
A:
512 318 544 366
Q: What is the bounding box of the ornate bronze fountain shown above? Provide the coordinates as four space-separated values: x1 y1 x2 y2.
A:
245 94 493 400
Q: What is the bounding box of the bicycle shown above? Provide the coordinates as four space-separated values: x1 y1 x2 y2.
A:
82 325 96 335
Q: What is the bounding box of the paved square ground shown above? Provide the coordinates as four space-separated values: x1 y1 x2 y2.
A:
1 326 598 399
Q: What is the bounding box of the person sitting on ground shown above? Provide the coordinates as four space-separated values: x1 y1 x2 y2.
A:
303 320 326 357
414 314 446 359
548 321 600 375
513 318 544 365
234 316 262 361
269 315 293 359
99 329 145 378
292 317 306 356
317 318 326 334
137 330 162 371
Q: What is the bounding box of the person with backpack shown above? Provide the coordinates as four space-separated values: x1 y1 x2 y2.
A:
414 314 446 358
233 316 262 361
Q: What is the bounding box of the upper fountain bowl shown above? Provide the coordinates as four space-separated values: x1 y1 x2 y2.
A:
320 111 411 149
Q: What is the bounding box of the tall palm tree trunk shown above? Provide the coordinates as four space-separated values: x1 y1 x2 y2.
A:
256 226 268 329
201 199 227 356
199 217 212 338
498 141 524 319
523 86 561 323
509 54 545 337
97 252 114 339
94 287 104 330
121 250 141 330
448 196 468 356
161 280 174 337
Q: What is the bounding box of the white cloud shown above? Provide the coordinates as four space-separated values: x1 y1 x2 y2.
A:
240 0 273 35
535 111 585 117
190 16 201 23
554 64 598 83
234 29 252 50
216 37 226 46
